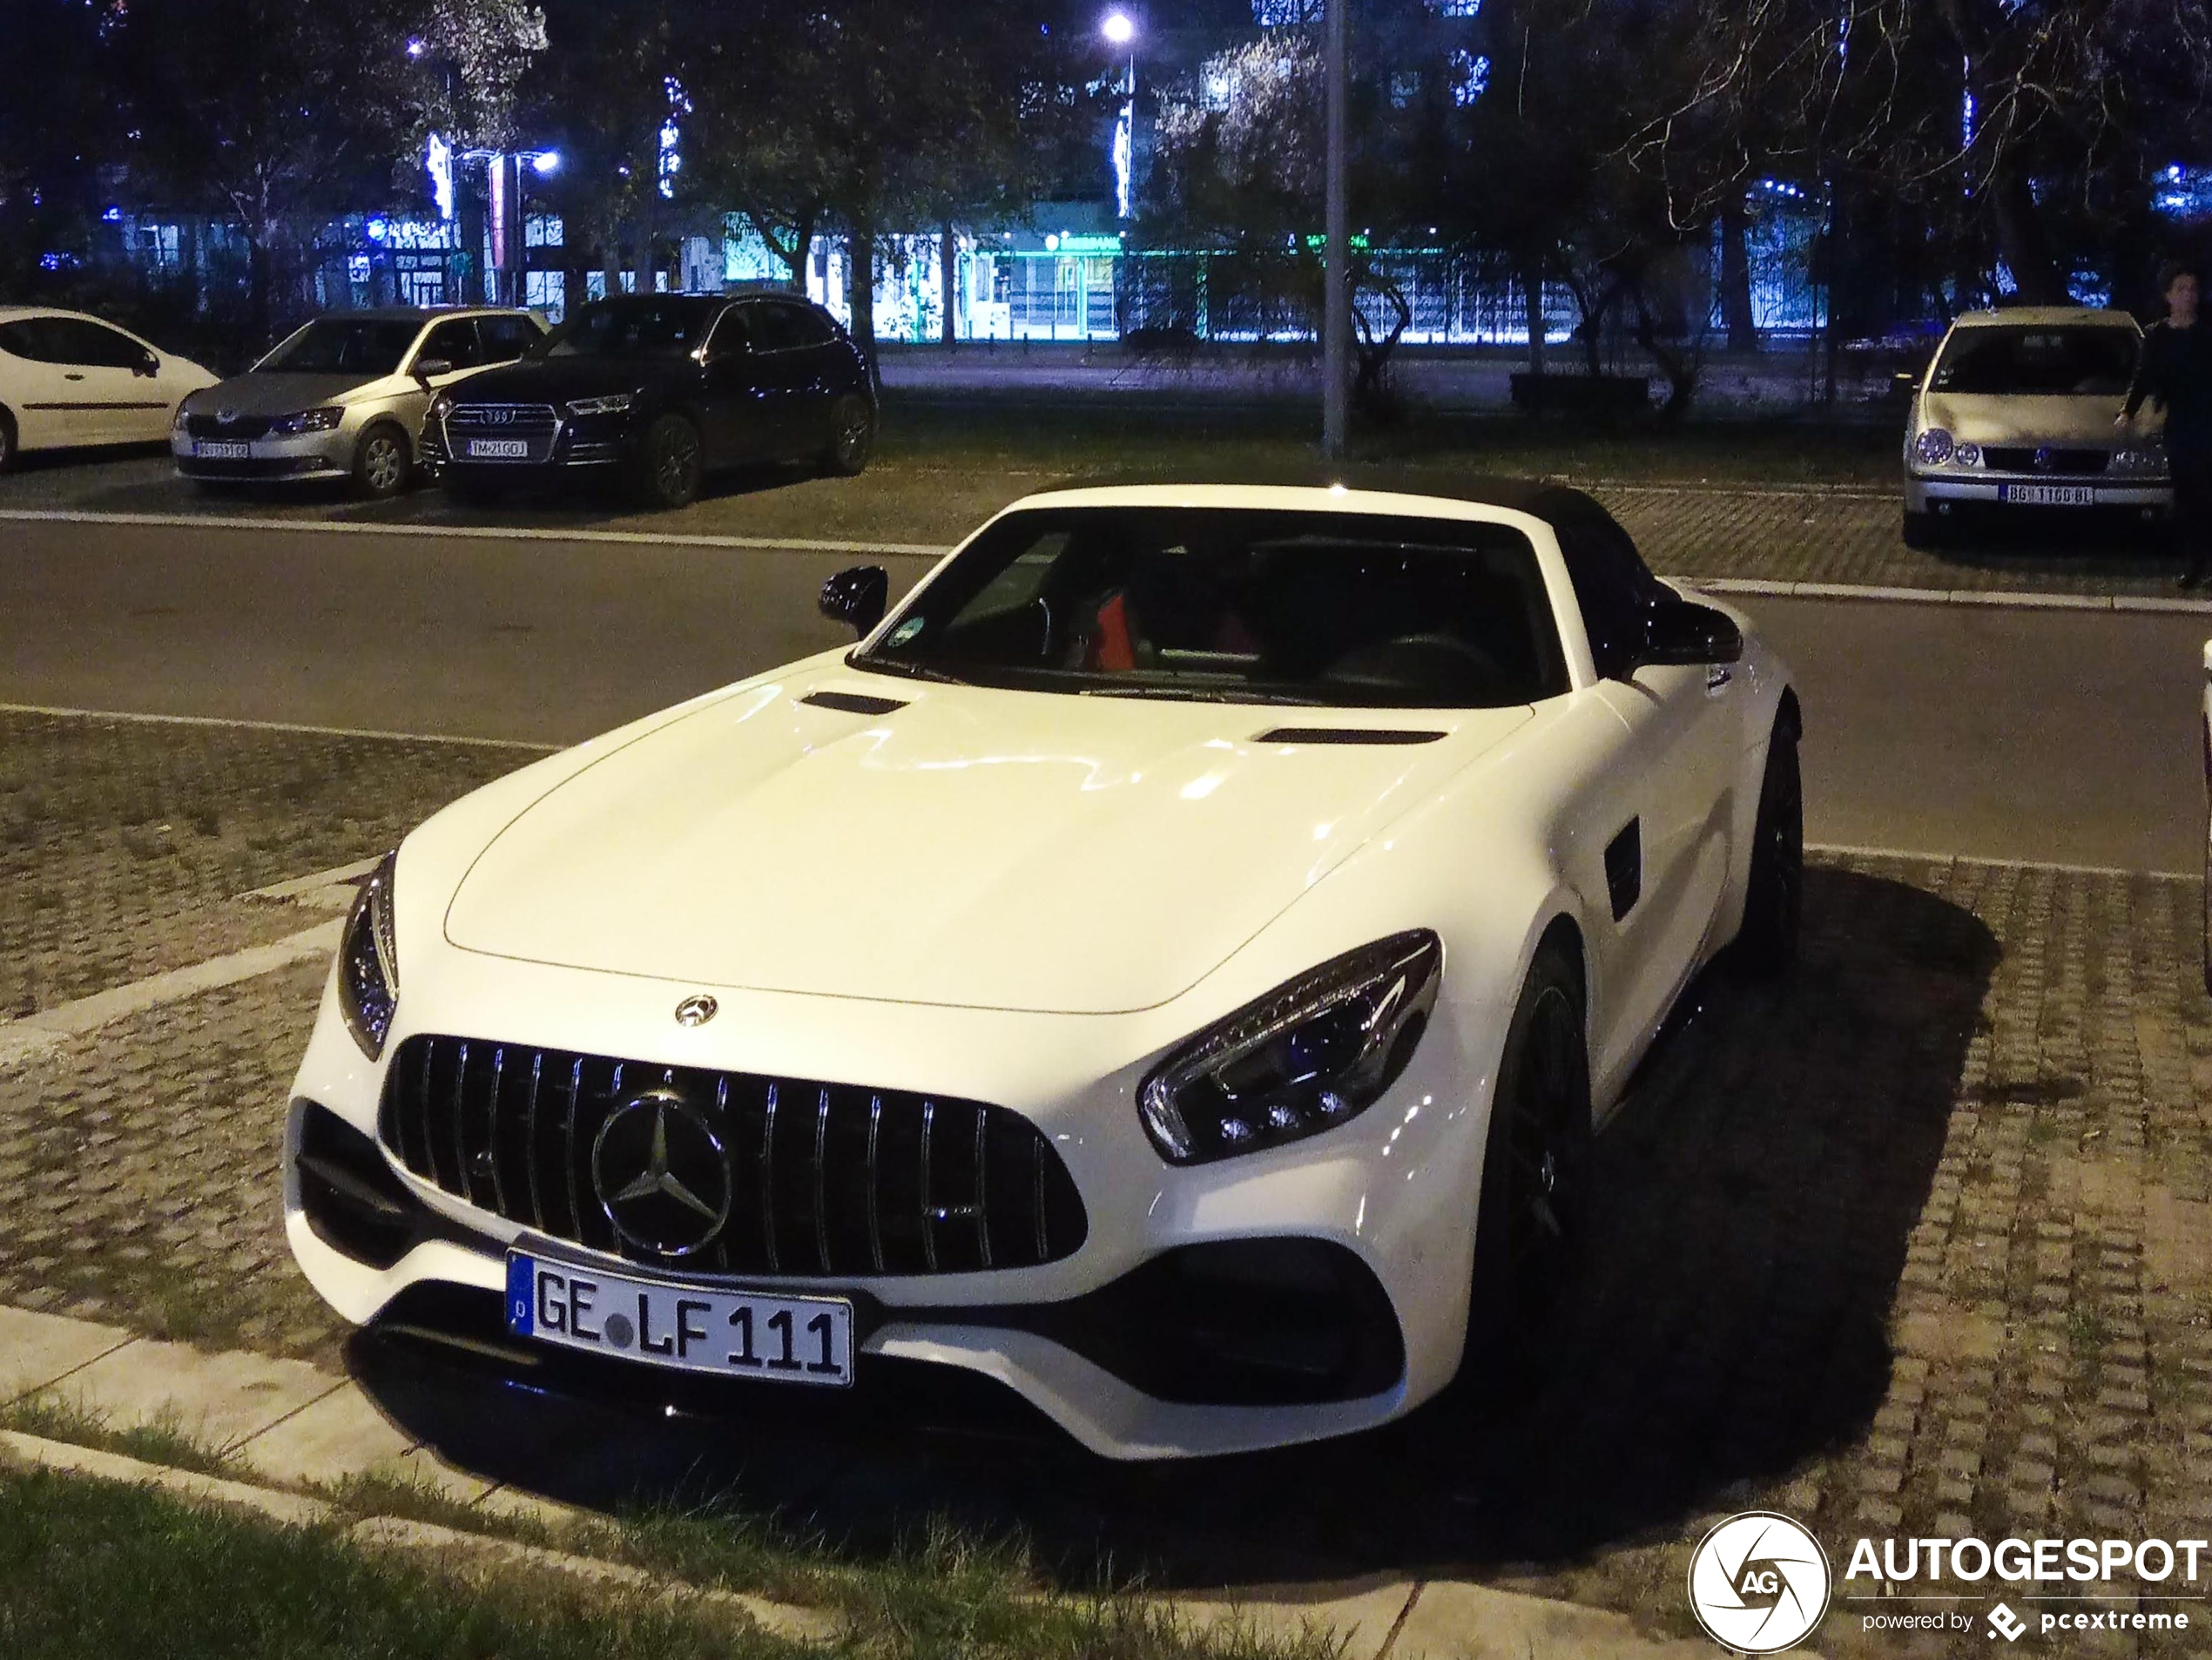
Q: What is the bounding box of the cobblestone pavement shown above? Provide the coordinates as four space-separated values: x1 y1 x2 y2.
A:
0 711 533 1016
4 786 2209 1652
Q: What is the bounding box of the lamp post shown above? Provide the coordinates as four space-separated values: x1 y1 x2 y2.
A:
1322 0 1348 460
1103 11 1137 223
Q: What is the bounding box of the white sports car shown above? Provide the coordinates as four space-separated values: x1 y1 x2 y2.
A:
286 479 1802 1460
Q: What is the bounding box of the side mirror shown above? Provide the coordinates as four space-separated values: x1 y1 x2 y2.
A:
136 350 160 378
820 565 888 637
412 357 454 382
1635 598 1743 669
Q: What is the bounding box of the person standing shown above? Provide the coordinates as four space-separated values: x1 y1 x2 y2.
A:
2122 261 2212 586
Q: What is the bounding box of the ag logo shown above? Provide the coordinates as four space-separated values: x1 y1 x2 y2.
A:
1686 1511 1831 1653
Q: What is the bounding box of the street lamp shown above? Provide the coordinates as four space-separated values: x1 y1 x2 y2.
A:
1102 11 1137 222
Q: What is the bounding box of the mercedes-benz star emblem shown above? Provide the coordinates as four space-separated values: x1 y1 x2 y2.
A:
673 994 718 1027
590 1087 732 1256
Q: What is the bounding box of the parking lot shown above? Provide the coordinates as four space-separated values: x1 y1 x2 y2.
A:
3 670 2209 1657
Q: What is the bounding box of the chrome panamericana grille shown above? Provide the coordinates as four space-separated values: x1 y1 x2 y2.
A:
442 402 559 462
377 1036 1088 1278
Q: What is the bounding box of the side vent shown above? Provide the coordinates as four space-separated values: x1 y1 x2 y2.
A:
1603 818 1642 921
1254 727 1447 746
800 690 908 717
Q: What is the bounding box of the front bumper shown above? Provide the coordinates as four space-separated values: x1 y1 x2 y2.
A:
1905 470 2172 514
283 947 1491 1461
172 430 352 482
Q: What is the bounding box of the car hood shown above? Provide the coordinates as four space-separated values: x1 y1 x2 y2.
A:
445 355 681 404
1920 391 2155 442
442 672 1533 1014
187 372 381 415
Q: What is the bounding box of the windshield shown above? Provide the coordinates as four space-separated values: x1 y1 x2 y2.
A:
854 507 1568 708
1930 325 2139 396
539 299 718 360
256 318 420 375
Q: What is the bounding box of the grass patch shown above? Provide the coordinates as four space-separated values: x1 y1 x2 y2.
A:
1 1394 244 1481
0 1466 1344 1660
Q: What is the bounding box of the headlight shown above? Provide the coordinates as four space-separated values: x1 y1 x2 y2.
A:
430 395 455 421
1138 930 1441 1165
172 406 191 432
565 393 634 416
337 851 401 1060
1913 428 1954 466
1953 441 1981 468
270 406 344 435
2114 442 2169 476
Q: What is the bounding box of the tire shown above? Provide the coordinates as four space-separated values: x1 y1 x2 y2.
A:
1463 935 1592 1383
351 424 411 500
0 407 17 475
1735 715 1804 978
1902 509 1944 550
823 395 874 477
629 413 703 509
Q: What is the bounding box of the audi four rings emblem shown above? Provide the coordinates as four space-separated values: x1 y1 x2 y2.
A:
483 407 515 425
674 994 718 1026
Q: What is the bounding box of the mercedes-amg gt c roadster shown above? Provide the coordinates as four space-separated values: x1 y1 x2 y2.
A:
286 478 1801 1460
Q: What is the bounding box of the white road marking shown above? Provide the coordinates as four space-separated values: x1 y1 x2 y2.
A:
0 921 342 1070
241 858 381 910
1810 841 2192 882
0 507 951 558
0 702 560 752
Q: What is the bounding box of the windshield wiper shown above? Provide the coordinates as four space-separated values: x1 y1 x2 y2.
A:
850 655 967 685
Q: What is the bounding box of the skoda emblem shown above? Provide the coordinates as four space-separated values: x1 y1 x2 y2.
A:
674 994 718 1027
215 408 240 425
590 1087 732 1257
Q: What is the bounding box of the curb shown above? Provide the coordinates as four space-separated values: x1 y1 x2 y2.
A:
0 1304 1717 1659
1676 575 2212 615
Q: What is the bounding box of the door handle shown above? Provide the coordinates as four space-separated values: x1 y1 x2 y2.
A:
1705 665 1732 694
64 372 85 381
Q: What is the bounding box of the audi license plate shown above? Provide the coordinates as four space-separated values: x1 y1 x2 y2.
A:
505 1253 854 1386
2000 483 2096 507
193 441 250 460
465 438 530 460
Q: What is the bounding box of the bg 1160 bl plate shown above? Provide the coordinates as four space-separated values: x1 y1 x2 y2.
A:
506 1252 854 1386
2000 482 2096 507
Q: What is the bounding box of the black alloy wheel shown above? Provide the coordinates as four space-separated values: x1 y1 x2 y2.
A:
1736 717 1804 977
1465 938 1591 1379
352 424 411 500
824 395 874 477
633 413 704 509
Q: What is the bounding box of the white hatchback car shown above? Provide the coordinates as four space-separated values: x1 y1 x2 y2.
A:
0 307 218 470
285 479 1801 1459
1904 306 2169 547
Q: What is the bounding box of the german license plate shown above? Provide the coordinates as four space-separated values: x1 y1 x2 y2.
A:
505 1252 854 1386
2000 483 2095 507
465 438 530 460
193 441 250 460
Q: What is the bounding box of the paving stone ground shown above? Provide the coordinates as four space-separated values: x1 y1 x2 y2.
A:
0 710 529 1016
3 719 2211 1657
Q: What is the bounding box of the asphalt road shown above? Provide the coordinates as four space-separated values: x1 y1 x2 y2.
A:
0 516 2200 873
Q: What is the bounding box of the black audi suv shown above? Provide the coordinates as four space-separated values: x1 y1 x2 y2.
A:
425 294 876 509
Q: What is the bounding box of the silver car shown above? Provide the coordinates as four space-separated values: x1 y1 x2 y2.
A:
172 307 546 499
1904 306 2170 548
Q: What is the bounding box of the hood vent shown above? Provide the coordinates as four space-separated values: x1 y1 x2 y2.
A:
800 690 908 717
1254 726 1447 746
